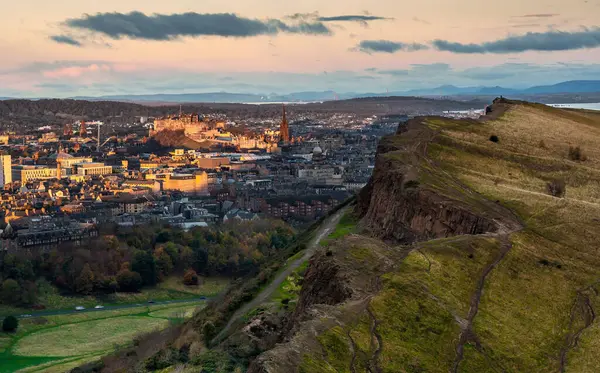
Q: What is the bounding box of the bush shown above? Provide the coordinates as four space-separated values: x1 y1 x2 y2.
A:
547 179 566 198
568 146 587 161
489 135 499 143
183 269 199 286
2 315 18 332
116 270 143 292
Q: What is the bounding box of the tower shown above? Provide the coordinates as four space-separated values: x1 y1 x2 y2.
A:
0 154 11 187
63 123 73 136
80 121 87 136
280 104 290 144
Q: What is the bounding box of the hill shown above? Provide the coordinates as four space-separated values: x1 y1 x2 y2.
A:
60 80 600 103
78 100 600 372
151 130 213 150
402 80 600 97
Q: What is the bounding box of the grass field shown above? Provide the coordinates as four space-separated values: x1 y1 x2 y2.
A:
0 276 228 318
0 301 205 373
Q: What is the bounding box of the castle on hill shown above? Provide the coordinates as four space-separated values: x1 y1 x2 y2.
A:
151 106 294 151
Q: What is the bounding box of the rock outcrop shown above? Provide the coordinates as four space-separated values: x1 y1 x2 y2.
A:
357 118 499 243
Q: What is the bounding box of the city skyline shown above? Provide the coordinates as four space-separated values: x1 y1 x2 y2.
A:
1 0 600 97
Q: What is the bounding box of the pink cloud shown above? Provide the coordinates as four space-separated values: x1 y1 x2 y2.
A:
43 63 111 78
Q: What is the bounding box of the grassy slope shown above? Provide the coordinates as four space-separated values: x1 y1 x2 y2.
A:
300 103 600 372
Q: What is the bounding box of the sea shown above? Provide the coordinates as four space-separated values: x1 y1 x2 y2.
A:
548 103 600 111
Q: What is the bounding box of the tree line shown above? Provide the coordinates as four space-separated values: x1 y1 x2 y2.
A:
0 220 294 307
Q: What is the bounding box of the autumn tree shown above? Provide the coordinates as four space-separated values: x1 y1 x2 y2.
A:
75 264 95 294
183 269 199 286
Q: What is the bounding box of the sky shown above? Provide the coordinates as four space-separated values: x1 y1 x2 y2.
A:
1 0 599 97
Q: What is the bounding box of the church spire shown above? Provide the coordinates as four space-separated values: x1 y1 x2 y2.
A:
280 104 290 143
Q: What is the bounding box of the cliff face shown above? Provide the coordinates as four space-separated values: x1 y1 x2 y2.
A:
357 119 498 244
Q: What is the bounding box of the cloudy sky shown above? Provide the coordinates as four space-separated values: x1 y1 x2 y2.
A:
1 0 599 97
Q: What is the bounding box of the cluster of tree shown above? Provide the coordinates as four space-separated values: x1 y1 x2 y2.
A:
0 220 294 306
2 315 18 332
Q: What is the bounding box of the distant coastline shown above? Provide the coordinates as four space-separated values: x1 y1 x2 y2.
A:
549 103 600 111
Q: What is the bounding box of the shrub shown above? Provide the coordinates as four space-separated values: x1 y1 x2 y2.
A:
404 180 420 189
489 135 499 143
116 270 143 292
2 315 18 332
539 140 547 149
183 269 199 286
568 146 587 161
546 179 566 198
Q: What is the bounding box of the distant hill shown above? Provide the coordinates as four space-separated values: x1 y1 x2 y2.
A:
60 80 600 103
402 80 600 97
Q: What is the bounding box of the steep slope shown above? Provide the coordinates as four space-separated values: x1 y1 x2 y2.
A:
245 100 600 373
86 100 600 373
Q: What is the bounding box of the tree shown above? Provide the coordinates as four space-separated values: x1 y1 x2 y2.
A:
2 316 18 332
1 279 22 305
192 247 208 274
116 270 143 292
154 248 174 279
132 251 157 286
156 230 172 244
75 264 95 294
183 269 199 286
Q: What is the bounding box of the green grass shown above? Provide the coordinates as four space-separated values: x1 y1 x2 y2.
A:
271 260 309 307
320 212 358 246
0 300 206 373
15 354 103 373
0 276 229 318
149 305 202 319
14 316 169 357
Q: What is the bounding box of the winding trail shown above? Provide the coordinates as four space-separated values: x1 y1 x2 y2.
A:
451 233 515 373
559 288 597 372
212 208 348 343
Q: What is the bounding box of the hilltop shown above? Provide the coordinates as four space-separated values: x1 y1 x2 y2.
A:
84 100 600 372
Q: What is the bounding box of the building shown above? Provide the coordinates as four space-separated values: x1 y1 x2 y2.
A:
296 166 344 185
196 157 230 169
109 196 153 215
0 135 9 145
152 113 209 138
122 179 161 193
0 155 11 187
74 163 113 176
16 216 98 248
39 132 59 143
12 165 57 183
280 105 290 143
157 172 209 195
52 153 94 169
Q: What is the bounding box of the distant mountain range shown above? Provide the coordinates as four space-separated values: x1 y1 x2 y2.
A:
2 80 599 104
401 80 600 97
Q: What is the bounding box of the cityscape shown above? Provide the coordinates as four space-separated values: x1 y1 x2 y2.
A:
0 101 410 251
2 0 600 372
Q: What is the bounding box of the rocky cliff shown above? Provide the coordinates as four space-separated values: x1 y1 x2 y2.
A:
356 117 502 244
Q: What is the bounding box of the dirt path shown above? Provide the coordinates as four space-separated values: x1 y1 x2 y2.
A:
451 233 515 372
559 288 597 372
213 208 348 343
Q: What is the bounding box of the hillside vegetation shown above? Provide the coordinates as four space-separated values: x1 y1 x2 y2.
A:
84 100 600 372
281 100 600 373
